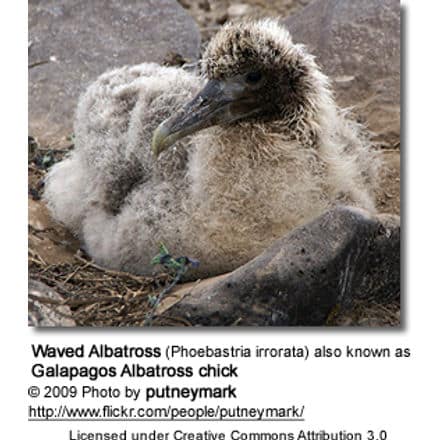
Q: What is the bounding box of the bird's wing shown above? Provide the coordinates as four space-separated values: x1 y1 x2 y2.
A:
71 62 203 212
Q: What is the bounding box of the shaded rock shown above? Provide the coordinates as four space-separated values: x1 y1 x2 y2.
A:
377 150 400 215
29 198 54 232
29 233 77 265
354 213 400 303
28 198 80 264
284 0 400 148
29 0 201 147
29 280 76 327
328 300 400 327
163 206 400 326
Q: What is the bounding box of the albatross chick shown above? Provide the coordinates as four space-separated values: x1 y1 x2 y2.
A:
44 19 380 278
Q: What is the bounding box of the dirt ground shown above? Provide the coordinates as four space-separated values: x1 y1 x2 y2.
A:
28 0 400 327
177 0 311 41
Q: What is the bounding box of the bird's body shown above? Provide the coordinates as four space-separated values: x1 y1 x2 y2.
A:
44 20 379 279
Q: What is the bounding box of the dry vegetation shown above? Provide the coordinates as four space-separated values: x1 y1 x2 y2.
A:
29 256 188 327
28 0 400 327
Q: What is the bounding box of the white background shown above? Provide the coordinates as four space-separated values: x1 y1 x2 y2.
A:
1 0 439 438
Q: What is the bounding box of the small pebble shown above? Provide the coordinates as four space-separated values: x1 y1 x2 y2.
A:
227 3 252 18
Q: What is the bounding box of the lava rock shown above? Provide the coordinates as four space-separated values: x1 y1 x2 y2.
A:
29 280 76 327
164 206 400 326
29 0 201 146
28 198 79 264
284 0 400 148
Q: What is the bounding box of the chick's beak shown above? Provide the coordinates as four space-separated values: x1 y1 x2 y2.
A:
151 79 258 157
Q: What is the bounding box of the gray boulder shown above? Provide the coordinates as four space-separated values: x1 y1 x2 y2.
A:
164 206 400 326
284 0 400 148
29 0 201 146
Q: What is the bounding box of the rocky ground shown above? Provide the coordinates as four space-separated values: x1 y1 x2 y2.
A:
28 0 400 327
177 0 311 42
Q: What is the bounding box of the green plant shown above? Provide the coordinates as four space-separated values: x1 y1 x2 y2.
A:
144 243 199 326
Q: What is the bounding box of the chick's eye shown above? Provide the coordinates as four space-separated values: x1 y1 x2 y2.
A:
245 71 263 84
